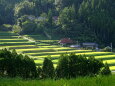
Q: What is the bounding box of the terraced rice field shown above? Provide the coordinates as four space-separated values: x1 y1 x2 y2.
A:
0 31 115 71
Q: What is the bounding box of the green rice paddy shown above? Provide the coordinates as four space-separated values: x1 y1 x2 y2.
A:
0 31 115 71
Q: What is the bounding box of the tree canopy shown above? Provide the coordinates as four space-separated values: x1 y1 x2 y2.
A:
0 0 115 47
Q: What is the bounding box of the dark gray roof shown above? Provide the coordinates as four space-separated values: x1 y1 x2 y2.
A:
82 43 98 46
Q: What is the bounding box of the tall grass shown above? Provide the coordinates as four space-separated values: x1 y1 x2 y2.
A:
0 75 115 86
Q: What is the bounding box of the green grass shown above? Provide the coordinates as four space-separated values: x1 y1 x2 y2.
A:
29 52 113 58
0 36 19 39
110 66 115 71
21 49 91 55
34 60 43 64
0 75 115 86
15 47 78 53
0 39 28 42
38 40 59 45
34 59 58 65
103 60 115 66
0 32 18 36
40 45 59 48
95 55 115 60
37 43 51 46
24 35 48 40
38 40 59 42
0 42 35 46
0 45 38 49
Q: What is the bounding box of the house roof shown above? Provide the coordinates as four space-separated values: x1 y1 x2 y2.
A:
37 17 46 21
28 16 35 20
53 16 58 21
82 43 98 46
58 38 73 44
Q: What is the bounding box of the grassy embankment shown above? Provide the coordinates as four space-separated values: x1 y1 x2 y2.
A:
0 75 115 86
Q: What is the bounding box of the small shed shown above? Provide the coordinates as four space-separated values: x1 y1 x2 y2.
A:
58 38 73 46
37 17 46 21
70 45 81 48
82 43 98 49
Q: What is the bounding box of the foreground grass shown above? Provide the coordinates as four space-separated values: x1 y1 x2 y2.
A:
0 75 115 86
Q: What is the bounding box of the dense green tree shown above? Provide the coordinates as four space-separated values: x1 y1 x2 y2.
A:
0 49 37 78
56 53 104 78
41 0 55 13
21 20 37 34
58 6 77 37
78 0 115 46
14 1 35 18
42 58 54 78
55 0 83 10
33 0 42 16
37 66 43 78
100 62 111 75
0 24 12 31
0 0 115 47
47 9 53 28
12 25 22 34
86 56 104 75
0 0 22 25
56 54 69 78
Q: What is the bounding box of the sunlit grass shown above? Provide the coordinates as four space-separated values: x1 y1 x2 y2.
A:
0 45 36 47
52 59 58 63
37 43 50 46
103 59 115 64
0 42 33 43
0 39 25 40
0 36 19 39
15 47 77 52
0 40 28 42
110 66 115 71
75 52 113 56
37 39 58 42
16 47 90 52
34 60 43 64
95 55 115 60
16 48 55 51
26 52 114 59
24 35 40 36
35 55 60 58
40 45 59 48
26 50 90 54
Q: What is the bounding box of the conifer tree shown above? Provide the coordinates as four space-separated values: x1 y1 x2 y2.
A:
100 62 111 75
42 58 54 78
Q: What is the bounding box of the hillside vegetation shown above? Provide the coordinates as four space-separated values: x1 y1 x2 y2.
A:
0 0 115 47
0 0 115 85
0 31 115 72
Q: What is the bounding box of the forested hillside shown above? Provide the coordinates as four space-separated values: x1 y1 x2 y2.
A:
0 0 115 47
